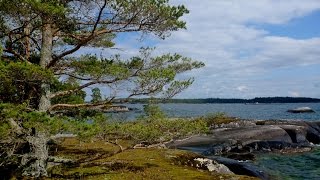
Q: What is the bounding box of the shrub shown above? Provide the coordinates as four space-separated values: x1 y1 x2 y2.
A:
90 105 209 144
199 112 238 126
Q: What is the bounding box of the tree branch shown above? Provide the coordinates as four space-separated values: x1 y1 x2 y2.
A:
49 78 120 99
3 49 31 63
48 5 150 68
49 98 114 112
54 73 93 81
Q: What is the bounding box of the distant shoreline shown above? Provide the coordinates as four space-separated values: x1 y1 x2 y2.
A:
116 97 320 104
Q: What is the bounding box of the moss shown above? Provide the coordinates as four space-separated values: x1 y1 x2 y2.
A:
48 138 259 180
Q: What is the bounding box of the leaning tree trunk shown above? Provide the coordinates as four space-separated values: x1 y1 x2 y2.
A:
21 18 53 178
38 21 53 112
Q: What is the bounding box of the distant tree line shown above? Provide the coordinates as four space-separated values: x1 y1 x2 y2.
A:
123 97 320 104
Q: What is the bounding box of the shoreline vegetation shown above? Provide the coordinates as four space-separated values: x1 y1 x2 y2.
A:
0 104 256 179
2 104 319 179
0 0 319 179
119 97 320 104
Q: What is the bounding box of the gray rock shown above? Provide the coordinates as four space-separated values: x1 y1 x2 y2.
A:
209 156 269 180
210 125 293 143
166 120 320 156
193 158 234 174
287 107 315 113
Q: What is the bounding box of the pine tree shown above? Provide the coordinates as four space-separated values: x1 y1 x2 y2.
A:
0 0 204 177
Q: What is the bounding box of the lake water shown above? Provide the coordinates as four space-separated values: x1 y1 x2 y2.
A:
112 103 320 121
110 103 320 179
255 148 320 180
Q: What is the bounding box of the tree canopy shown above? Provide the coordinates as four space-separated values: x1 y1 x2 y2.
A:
0 0 204 177
0 0 203 112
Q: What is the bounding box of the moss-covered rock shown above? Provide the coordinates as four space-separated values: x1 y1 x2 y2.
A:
47 138 259 180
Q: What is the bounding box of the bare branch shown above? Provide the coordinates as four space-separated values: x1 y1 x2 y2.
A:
3 49 31 63
48 98 115 112
54 72 93 81
92 0 107 34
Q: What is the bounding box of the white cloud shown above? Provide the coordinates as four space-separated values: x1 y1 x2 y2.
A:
237 86 249 92
107 0 320 98
289 91 300 97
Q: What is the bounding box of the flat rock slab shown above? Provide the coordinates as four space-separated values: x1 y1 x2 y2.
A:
166 120 320 180
167 125 293 148
166 120 320 155
211 125 293 143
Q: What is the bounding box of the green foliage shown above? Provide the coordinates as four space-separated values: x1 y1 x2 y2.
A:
67 54 131 80
62 48 204 101
0 0 189 57
85 106 208 144
111 0 189 38
0 103 70 139
140 104 166 121
0 121 10 138
129 48 204 98
0 61 55 108
91 88 102 103
199 112 238 126
106 118 208 144
0 1 204 177
51 78 86 105
0 0 201 111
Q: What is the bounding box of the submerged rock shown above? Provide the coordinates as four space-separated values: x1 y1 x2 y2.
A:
226 153 256 161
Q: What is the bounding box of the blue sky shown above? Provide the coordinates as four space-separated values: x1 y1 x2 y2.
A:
88 0 320 99
253 10 320 39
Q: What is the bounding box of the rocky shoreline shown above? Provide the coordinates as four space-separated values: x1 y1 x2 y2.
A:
165 119 320 179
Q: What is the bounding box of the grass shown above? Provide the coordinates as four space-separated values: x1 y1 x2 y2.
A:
47 137 259 180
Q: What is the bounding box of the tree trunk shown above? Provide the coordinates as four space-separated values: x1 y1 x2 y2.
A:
6 119 49 178
21 133 49 177
22 18 53 177
38 21 53 112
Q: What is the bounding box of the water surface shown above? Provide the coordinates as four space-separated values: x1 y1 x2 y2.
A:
109 103 320 179
111 103 320 121
255 148 320 180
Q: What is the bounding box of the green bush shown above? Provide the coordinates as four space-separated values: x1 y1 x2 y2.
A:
199 112 238 126
89 105 209 144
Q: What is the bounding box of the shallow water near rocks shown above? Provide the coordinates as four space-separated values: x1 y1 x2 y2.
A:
183 146 320 180
254 148 320 180
110 103 320 179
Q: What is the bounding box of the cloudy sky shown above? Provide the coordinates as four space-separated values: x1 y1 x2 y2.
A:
91 0 320 99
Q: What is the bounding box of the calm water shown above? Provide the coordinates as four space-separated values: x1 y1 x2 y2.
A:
112 103 320 121
110 103 320 179
255 148 320 180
